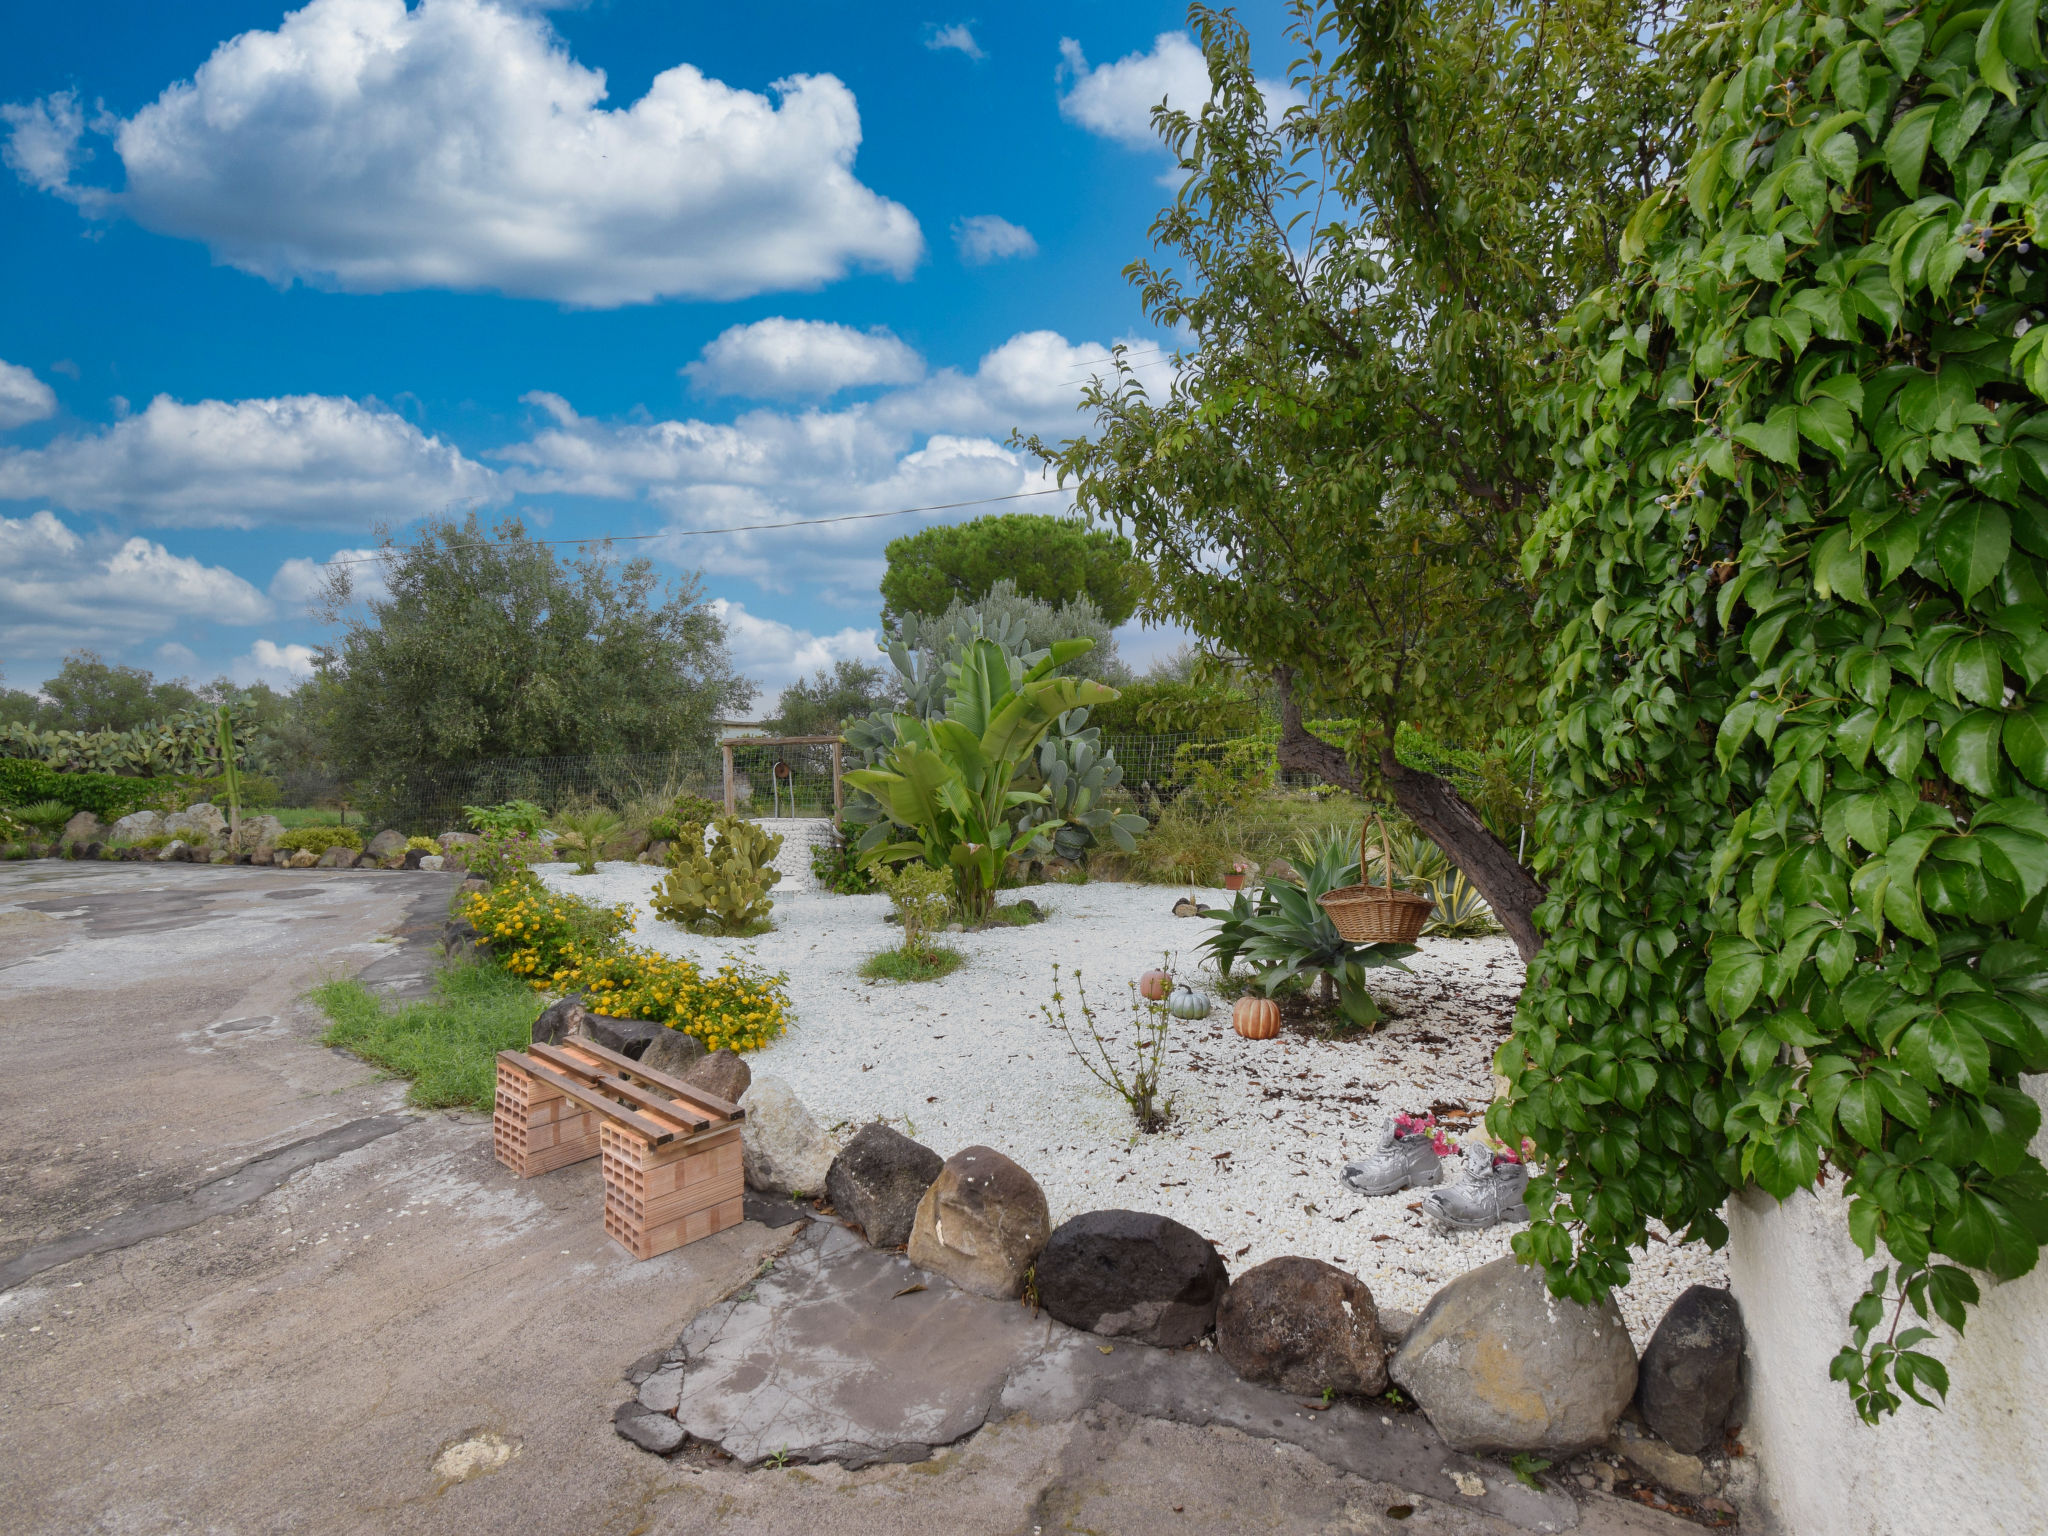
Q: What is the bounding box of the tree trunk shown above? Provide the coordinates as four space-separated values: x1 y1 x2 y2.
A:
1271 667 1547 963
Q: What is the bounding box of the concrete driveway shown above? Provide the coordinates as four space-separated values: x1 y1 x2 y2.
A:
0 863 1696 1536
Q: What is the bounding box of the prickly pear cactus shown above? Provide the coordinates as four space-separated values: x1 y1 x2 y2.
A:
652 817 784 934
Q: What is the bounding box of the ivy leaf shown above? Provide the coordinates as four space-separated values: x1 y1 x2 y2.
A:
1949 635 2007 706
1899 1013 1992 1092
1816 131 1862 185
1930 501 2012 601
1817 927 1860 986
2005 702 2048 787
1836 1076 1888 1147
1812 526 1869 601
1706 944 1767 1020
1882 17 1926 77
1733 405 1802 465
1884 105 1939 197
1941 709 2008 796
1799 395 1860 465
1932 87 1994 167
1934 1187 2042 1279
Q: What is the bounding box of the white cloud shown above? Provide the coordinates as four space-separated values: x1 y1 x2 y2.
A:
0 510 272 657
0 90 91 198
492 328 1157 600
926 23 985 60
1057 32 1296 156
232 639 320 688
0 394 500 528
7 0 922 307
270 547 391 612
0 359 58 430
683 318 924 399
154 641 202 673
709 598 880 703
953 215 1037 265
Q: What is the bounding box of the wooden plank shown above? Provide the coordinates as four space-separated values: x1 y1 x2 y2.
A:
512 1055 680 1145
722 742 735 817
550 1036 744 1122
594 1072 713 1132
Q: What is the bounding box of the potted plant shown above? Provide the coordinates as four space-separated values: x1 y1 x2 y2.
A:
1223 859 1256 892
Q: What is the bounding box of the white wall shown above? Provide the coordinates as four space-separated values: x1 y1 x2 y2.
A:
1725 1076 2048 1536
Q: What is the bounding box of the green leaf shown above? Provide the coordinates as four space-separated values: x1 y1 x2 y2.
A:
1941 709 2008 796
1949 635 2007 706
2006 702 2048 787
1734 405 1802 465
1799 396 1860 465
1812 526 1868 601
1816 131 1862 185
1979 0 2019 101
1706 945 1767 1020
1885 105 1939 197
1837 1077 1888 1147
1931 501 2013 601
1899 1012 1992 1092
1882 18 1926 77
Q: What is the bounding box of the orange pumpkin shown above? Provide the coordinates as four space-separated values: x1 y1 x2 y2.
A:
1232 996 1281 1040
1138 968 1173 1001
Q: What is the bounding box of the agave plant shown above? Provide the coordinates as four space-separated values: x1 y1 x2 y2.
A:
552 808 624 875
1420 868 1501 938
1199 840 1414 1030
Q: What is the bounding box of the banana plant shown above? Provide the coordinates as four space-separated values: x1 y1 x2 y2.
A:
845 638 1119 917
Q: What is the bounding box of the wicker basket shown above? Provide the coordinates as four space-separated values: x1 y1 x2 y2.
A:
1318 815 1434 944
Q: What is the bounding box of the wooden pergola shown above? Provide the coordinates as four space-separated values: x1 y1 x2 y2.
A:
719 735 845 817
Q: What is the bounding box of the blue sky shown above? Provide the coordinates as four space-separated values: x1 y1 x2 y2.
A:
0 0 1293 707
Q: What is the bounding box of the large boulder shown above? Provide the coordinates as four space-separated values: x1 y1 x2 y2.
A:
1216 1256 1387 1395
825 1122 943 1249
231 814 285 854
61 811 102 848
158 839 189 861
111 810 164 841
639 1027 708 1077
907 1145 1050 1300
164 803 227 842
288 848 319 868
684 1048 751 1108
580 1013 668 1060
532 996 590 1047
439 831 482 850
1389 1254 1637 1456
1636 1285 1743 1455
1037 1209 1228 1348
316 845 359 868
365 828 407 860
739 1077 835 1197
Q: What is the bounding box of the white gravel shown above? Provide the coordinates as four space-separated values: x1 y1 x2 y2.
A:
537 859 1727 1341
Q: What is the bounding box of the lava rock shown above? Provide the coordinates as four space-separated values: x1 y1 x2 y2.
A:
639 1027 708 1077
400 848 428 870
1216 1256 1386 1395
1036 1209 1227 1347
739 1077 835 1197
441 918 485 960
825 1122 944 1248
531 996 590 1047
1636 1285 1743 1455
365 829 407 860
683 1048 751 1108
580 1013 669 1060
613 1401 685 1455
907 1145 1050 1299
1389 1254 1637 1455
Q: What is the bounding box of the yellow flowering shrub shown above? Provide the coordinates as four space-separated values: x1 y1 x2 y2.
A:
463 873 789 1053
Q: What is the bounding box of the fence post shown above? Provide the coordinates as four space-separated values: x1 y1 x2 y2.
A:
722 742 735 817
830 740 843 818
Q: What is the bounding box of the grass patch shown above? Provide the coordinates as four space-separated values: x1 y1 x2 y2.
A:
313 961 544 1111
860 946 965 983
980 901 1044 928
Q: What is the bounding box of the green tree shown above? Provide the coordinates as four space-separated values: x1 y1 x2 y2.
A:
1502 0 2048 1420
1030 1 1701 958
316 515 752 803
30 651 200 731
768 659 892 736
878 512 1142 625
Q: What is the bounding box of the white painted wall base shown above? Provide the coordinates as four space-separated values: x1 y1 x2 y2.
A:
1725 1075 2047 1536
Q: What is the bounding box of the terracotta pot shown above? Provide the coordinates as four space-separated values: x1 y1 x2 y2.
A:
1223 872 1247 890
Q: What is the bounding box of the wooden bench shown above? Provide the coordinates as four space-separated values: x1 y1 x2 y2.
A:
492 1035 746 1259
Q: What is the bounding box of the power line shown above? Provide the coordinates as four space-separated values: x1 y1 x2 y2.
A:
319 485 1075 567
